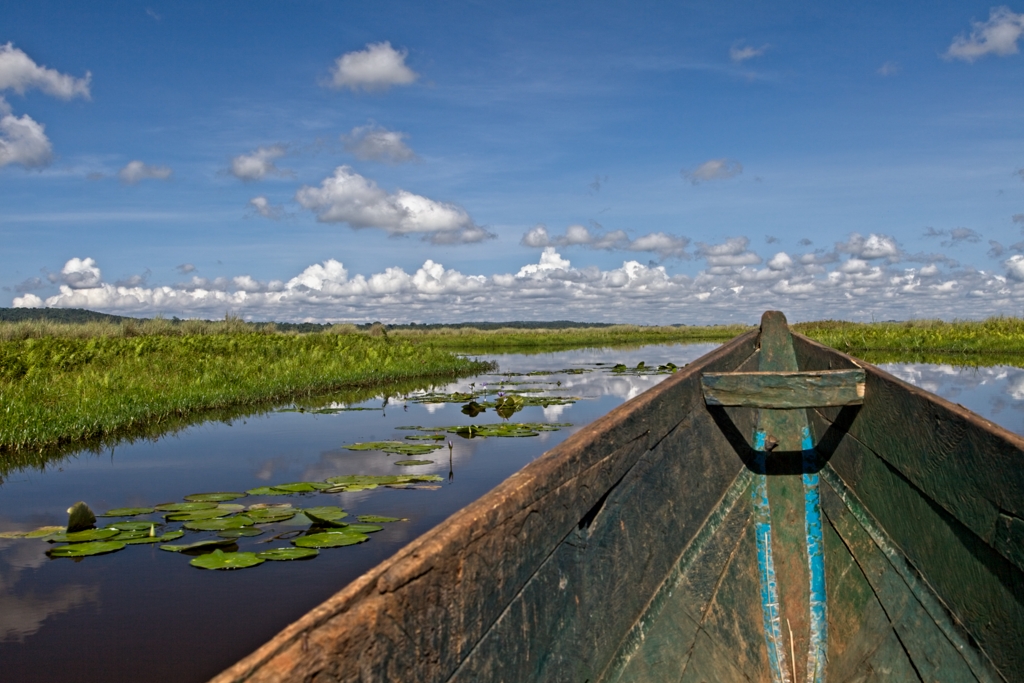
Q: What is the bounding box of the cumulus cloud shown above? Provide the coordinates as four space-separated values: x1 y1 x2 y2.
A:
176 263 196 274
0 111 52 168
0 43 91 99
249 196 284 219
946 7 1024 62
836 233 900 261
682 158 743 184
118 160 172 184
521 224 689 258
230 145 287 181
730 43 769 62
295 165 491 243
59 257 102 288
342 124 416 163
327 42 418 91
696 236 762 267
13 241 1024 324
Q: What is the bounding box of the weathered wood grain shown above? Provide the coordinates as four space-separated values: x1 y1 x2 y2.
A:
816 422 1016 680
210 333 759 683
702 369 866 408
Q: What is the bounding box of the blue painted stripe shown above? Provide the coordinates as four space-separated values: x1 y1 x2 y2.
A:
753 429 790 683
801 427 827 682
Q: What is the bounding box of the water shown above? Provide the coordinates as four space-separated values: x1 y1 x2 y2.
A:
1 345 1023 683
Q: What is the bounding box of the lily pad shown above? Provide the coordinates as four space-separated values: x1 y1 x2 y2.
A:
247 502 293 510
165 509 231 522
342 441 440 456
305 514 348 528
160 538 237 553
218 528 264 538
190 549 264 570
357 516 403 523
111 530 148 541
48 528 120 543
395 460 433 466
404 434 445 441
48 541 126 557
247 508 296 524
216 504 246 513
293 531 369 548
303 506 348 521
153 502 218 512
99 507 154 517
0 526 64 539
183 516 254 531
344 524 384 534
270 482 330 493
124 530 184 545
245 486 293 496
256 547 319 561
183 492 246 502
109 521 162 532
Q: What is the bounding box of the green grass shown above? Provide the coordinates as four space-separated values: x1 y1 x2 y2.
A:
0 326 490 455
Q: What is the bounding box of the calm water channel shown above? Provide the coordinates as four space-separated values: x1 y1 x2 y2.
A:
1 344 1023 682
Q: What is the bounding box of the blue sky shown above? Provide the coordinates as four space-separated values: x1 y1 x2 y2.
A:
2 1 1023 323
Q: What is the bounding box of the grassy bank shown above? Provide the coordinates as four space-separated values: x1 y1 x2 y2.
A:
793 318 1024 359
0 327 490 454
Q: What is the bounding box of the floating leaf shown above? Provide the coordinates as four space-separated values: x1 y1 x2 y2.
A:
305 514 347 528
216 503 246 513
124 530 184 545
190 549 264 570
395 460 433 466
0 526 64 539
404 434 445 441
357 516 403 523
48 541 125 557
342 441 440 456
256 547 319 561
247 503 293 510
112 530 148 541
344 524 383 534
245 486 293 496
48 528 120 543
109 521 162 532
154 502 218 512
183 516 254 531
160 538 237 553
165 509 231 522
324 474 442 492
183 492 246 502
293 531 369 548
218 528 264 538
247 508 296 524
99 507 155 517
302 506 348 521
270 482 330 493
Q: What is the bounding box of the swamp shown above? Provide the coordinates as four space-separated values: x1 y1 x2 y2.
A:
2 319 1024 682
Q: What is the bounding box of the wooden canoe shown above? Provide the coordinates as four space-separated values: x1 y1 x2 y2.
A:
211 311 1023 683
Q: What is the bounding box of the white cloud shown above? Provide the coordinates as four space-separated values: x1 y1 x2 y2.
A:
836 233 900 260
12 243 1024 324
767 252 793 271
327 42 418 91
249 196 283 219
696 237 762 267
730 43 769 62
118 160 172 184
230 145 287 181
946 7 1024 62
682 158 743 184
0 43 91 99
60 257 102 288
176 263 196 274
295 165 491 243
343 124 416 163
0 111 52 168
521 224 689 258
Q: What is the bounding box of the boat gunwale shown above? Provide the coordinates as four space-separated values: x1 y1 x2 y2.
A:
210 330 760 682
